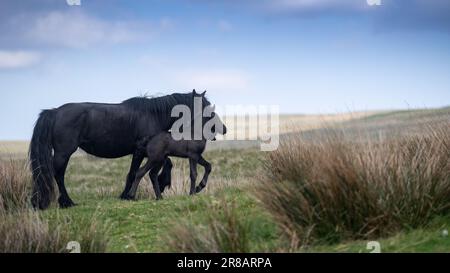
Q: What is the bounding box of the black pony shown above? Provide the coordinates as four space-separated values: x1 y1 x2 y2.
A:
29 90 214 209
127 110 226 199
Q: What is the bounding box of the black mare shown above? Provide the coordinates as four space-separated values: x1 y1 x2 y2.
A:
29 90 214 209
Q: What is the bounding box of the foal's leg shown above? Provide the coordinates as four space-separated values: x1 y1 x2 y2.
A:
120 151 144 200
149 162 164 200
54 151 77 208
189 158 198 195
195 156 212 194
158 158 173 194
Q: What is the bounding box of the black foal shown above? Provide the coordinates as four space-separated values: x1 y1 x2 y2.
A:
128 132 212 200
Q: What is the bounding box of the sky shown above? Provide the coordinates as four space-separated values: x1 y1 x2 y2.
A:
0 0 449 140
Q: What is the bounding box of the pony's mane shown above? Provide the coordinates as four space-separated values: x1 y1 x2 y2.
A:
122 92 211 115
121 92 211 130
122 93 195 115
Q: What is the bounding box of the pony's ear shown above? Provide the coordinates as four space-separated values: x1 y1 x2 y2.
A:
201 90 206 96
211 104 216 111
192 89 197 95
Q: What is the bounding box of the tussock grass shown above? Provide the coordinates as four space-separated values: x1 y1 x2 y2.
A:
256 122 450 246
0 210 66 253
0 160 110 253
163 199 252 253
0 160 30 211
0 209 110 253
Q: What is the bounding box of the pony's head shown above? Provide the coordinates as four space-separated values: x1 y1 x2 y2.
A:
192 89 211 108
192 89 218 140
169 89 226 140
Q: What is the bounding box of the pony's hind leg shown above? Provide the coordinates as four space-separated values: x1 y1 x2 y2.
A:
196 156 211 193
54 152 76 208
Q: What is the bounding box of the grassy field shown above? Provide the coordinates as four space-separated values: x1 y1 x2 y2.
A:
45 149 268 252
1 108 450 253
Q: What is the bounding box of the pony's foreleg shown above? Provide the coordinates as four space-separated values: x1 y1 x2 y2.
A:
189 158 198 195
196 156 211 194
120 152 144 200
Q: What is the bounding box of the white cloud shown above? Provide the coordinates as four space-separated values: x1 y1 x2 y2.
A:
0 50 41 69
24 11 151 48
177 69 249 91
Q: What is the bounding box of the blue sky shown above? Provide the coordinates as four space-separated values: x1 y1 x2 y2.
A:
0 0 449 140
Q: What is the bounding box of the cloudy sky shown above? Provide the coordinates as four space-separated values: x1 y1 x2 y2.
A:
1 0 450 139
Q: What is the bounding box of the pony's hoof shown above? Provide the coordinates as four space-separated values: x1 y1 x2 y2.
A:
195 186 205 193
120 194 135 201
58 199 77 209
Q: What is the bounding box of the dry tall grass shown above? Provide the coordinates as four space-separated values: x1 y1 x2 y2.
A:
0 210 68 253
0 160 109 253
164 199 251 253
256 122 450 245
0 160 30 211
0 210 110 253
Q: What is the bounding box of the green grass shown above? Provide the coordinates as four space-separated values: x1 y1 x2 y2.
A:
42 187 279 253
310 216 450 253
40 149 273 253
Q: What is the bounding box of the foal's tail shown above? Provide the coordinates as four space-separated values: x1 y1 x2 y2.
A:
29 109 57 210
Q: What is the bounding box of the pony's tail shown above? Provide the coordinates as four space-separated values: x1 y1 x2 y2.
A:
29 109 57 210
158 158 173 193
